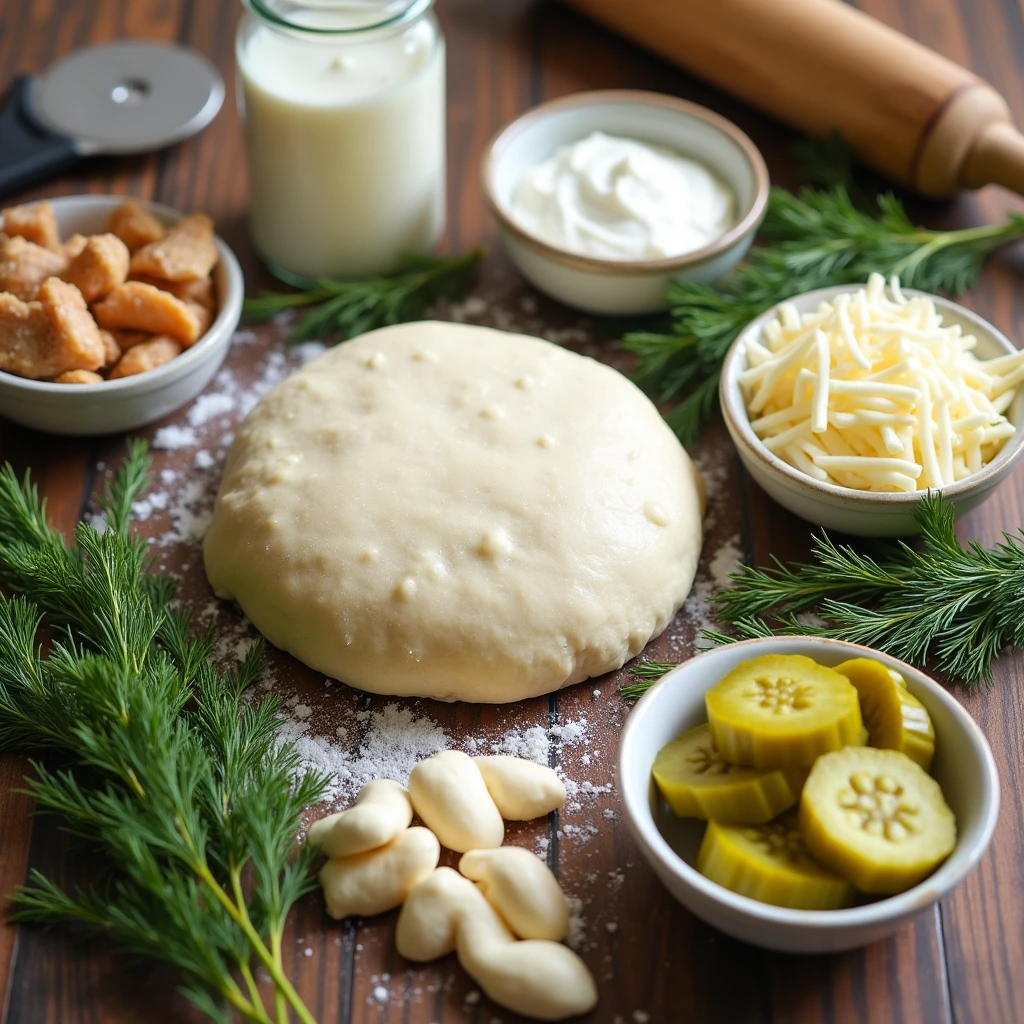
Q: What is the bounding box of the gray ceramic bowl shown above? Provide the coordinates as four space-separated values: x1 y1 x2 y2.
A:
482 90 769 315
0 194 243 436
619 637 999 954
720 285 1024 536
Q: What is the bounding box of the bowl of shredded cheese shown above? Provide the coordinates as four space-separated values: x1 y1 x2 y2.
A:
720 274 1024 536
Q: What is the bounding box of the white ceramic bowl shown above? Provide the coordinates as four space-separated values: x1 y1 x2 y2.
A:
619 637 999 954
0 195 243 436
721 285 1024 536
481 90 769 315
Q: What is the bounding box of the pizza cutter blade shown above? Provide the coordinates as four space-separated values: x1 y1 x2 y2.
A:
0 41 224 200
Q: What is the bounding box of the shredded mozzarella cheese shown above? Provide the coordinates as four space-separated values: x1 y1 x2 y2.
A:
742 274 1024 492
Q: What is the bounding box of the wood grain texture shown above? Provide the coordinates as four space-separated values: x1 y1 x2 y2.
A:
1 0 1023 1022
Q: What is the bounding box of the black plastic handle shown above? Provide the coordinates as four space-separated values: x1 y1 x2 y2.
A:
0 77 80 200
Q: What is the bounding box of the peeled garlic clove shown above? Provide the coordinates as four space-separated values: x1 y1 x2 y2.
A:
318 826 439 920
473 755 567 820
408 750 504 853
460 846 569 941
307 779 413 857
457 901 598 1022
396 867 480 962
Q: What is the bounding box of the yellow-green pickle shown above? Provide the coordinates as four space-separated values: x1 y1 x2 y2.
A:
697 810 855 910
706 654 864 769
834 658 936 771
800 746 956 894
652 723 804 824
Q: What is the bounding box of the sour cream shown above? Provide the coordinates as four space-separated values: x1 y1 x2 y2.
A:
511 132 735 261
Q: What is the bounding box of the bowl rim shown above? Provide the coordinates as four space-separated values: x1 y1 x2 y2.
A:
619 635 1000 933
480 89 770 277
0 195 244 396
720 284 1024 506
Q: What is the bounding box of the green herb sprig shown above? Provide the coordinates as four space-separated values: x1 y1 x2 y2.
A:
710 494 1024 688
627 151 1024 445
243 249 485 342
618 660 679 700
0 443 328 1024
619 495 1024 701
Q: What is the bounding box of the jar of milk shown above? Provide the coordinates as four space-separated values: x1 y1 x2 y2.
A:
236 0 445 279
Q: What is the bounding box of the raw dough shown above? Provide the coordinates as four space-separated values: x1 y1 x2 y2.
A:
204 321 704 702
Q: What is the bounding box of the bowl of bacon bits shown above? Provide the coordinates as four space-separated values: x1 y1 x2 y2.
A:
0 195 243 435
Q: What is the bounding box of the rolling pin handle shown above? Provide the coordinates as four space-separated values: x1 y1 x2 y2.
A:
963 121 1024 196
0 77 80 201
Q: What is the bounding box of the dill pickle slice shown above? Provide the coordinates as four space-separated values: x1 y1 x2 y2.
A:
800 747 956 894
652 724 804 824
697 811 855 910
706 654 864 769
834 658 935 771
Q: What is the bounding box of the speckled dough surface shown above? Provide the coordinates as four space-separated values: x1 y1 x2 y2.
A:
203 321 704 702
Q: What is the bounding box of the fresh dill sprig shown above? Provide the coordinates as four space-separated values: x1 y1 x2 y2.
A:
618 660 679 701
707 493 1024 688
243 248 485 342
626 142 1024 445
0 442 328 1024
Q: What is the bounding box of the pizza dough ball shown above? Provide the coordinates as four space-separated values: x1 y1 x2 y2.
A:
203 322 703 702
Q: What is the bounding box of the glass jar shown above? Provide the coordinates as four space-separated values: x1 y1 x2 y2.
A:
236 0 446 280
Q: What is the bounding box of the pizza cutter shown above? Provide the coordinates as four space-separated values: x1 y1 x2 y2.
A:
0 41 224 199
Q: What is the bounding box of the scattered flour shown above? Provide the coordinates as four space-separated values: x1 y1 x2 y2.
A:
280 702 449 805
673 531 744 637
566 896 586 951
489 725 551 764
152 424 198 450
295 340 328 364
131 491 169 521
187 392 236 427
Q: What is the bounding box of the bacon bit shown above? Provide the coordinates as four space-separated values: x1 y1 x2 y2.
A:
63 234 89 259
108 336 182 379
130 213 218 282
92 281 204 345
2 200 61 249
109 200 165 251
0 235 68 300
98 329 122 368
0 278 104 379
62 233 130 302
132 272 216 309
54 369 104 384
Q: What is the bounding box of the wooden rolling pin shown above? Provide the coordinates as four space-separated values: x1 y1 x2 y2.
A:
562 0 1024 197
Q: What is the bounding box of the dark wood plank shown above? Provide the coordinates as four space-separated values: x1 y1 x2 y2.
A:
0 755 33 1023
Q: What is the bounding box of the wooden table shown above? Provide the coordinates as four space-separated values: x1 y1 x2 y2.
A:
2 1 1023 1021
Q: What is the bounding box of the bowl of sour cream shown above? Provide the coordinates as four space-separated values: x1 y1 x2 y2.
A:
482 90 769 315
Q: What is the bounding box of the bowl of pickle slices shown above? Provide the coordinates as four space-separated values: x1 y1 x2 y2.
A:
618 637 999 953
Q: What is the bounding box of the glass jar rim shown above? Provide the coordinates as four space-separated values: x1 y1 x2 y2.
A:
244 0 434 35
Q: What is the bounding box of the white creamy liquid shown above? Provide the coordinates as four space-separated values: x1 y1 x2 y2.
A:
237 15 445 279
511 132 735 260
